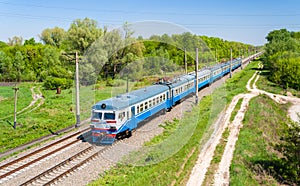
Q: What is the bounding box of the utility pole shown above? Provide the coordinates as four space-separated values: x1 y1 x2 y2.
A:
13 85 19 129
230 48 232 78
195 48 199 104
215 48 218 63
248 48 251 60
240 48 243 69
126 67 129 93
75 52 80 128
184 48 187 74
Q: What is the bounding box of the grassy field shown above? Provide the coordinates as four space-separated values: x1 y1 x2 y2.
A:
230 95 292 185
0 82 113 153
256 69 300 98
89 61 259 185
0 83 33 120
229 64 300 185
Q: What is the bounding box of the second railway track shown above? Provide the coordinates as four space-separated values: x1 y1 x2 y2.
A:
0 127 89 184
20 145 103 186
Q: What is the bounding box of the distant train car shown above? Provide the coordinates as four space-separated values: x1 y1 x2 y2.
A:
90 57 242 144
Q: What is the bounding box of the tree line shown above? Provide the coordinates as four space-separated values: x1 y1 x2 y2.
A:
0 18 256 89
263 29 300 90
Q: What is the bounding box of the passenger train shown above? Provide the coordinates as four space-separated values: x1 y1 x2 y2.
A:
90 58 242 144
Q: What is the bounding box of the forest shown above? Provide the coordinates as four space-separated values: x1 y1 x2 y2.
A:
0 18 255 90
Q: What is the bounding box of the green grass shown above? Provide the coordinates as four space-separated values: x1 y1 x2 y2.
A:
144 119 180 146
230 95 290 185
0 83 33 120
256 69 300 98
0 83 112 154
230 98 243 122
89 62 259 186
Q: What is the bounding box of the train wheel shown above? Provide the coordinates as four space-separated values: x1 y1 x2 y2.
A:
125 130 132 138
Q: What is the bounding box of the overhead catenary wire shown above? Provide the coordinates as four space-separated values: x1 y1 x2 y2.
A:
1 1 300 17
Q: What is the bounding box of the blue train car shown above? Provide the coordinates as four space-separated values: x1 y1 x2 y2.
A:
90 84 169 144
169 74 195 105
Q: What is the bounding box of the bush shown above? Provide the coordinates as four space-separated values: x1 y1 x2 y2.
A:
43 77 73 90
106 78 126 87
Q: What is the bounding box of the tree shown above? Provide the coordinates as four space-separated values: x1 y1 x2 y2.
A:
66 18 103 53
40 27 66 48
0 51 13 81
263 29 300 90
43 77 72 90
24 38 37 46
7 36 23 46
0 41 8 48
266 29 291 43
13 51 25 81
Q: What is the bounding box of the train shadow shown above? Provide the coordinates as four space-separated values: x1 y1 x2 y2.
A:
77 130 93 144
77 130 115 146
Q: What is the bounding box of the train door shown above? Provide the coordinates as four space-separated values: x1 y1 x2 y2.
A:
131 106 135 116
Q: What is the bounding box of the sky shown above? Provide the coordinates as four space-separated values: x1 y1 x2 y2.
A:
0 0 300 46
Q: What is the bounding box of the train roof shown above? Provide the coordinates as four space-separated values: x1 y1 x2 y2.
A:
189 69 211 77
93 84 169 111
170 74 195 88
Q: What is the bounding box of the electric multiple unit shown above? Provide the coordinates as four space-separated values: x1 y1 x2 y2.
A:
90 58 242 144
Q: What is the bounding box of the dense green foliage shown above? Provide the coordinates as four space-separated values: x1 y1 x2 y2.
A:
0 18 255 89
141 33 254 71
263 29 300 90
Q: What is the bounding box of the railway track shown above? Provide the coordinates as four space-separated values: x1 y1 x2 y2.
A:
20 145 106 186
19 133 136 186
0 127 89 184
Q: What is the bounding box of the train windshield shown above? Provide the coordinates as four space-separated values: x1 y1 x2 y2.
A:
92 112 103 120
104 113 115 120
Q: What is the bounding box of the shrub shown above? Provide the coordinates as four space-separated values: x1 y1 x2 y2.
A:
43 77 73 90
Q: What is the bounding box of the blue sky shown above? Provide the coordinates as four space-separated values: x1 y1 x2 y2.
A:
0 0 299 46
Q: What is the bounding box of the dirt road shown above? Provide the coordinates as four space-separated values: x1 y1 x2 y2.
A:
187 63 300 186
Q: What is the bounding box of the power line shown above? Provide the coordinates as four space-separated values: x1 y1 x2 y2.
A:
1 1 300 17
0 11 298 30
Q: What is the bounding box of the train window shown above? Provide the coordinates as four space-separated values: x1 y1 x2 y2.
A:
127 111 129 119
149 100 152 107
104 113 115 120
137 106 140 114
140 103 144 112
156 97 159 104
160 95 162 102
163 94 166 101
145 102 148 110
92 112 102 120
118 112 125 121
153 98 156 106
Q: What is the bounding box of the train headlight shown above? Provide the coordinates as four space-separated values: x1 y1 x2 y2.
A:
90 124 95 130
